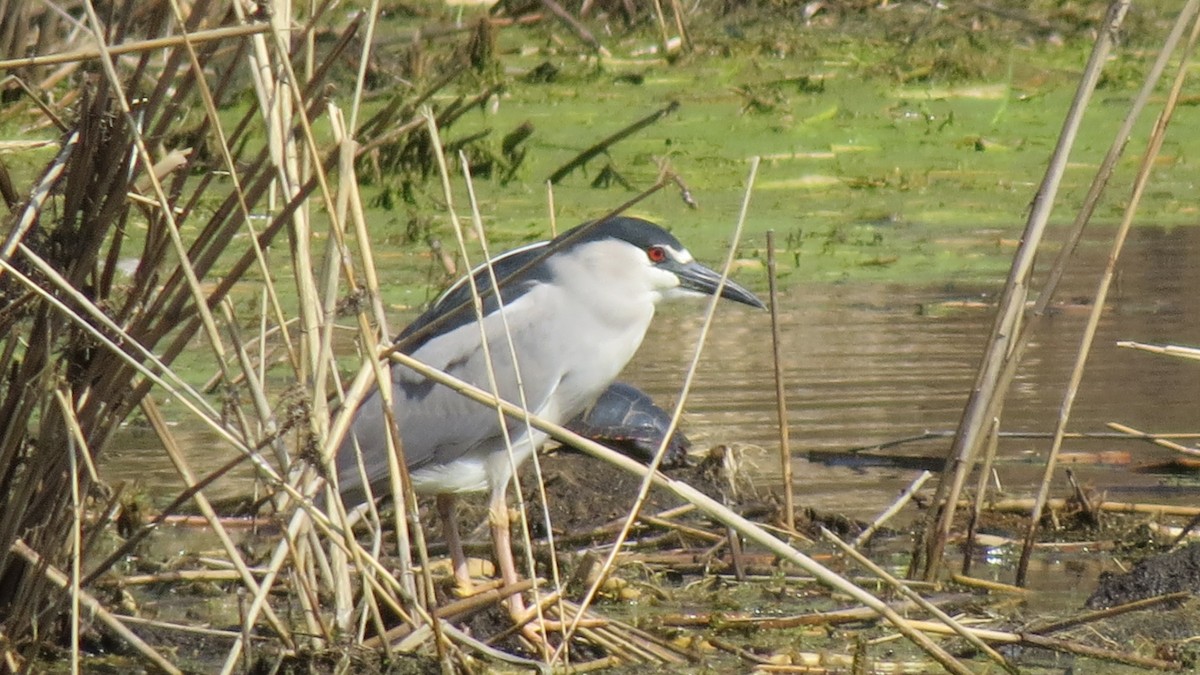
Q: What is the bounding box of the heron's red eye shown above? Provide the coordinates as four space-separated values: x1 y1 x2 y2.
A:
647 245 667 263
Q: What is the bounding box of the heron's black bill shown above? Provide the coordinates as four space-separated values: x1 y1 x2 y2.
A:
676 261 766 309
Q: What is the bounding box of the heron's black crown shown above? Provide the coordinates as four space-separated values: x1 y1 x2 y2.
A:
553 216 683 254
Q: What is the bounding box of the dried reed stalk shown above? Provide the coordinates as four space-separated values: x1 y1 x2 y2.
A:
0 23 271 71
916 0 1132 580
0 0 461 666
852 470 932 550
765 229 795 530
1107 422 1200 458
982 498 1200 518
1016 11 1200 583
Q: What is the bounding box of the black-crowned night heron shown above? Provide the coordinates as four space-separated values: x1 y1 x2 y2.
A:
334 216 764 617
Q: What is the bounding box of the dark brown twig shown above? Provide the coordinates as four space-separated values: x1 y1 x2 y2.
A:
962 418 999 575
1026 591 1192 635
537 0 608 55
547 101 680 184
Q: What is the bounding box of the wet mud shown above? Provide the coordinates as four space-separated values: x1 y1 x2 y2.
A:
1087 542 1200 609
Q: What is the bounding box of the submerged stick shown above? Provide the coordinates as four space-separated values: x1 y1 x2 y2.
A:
1026 591 1191 634
708 637 773 665
1117 340 1200 362
765 230 795 531
903 619 1181 671
950 573 1027 595
846 429 1200 454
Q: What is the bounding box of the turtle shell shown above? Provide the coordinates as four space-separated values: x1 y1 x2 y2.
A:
566 382 691 467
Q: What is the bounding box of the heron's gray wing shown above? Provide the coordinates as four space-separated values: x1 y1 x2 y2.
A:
336 281 570 504
396 241 550 351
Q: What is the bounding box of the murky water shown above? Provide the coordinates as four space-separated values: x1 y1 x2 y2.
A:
631 223 1200 520
104 224 1200 526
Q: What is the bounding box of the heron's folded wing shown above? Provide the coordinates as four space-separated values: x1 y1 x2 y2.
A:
396 241 550 351
336 282 566 502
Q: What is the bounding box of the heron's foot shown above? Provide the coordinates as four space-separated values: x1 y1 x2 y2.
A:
512 609 559 652
512 606 567 631
429 556 494 598
509 590 600 650
518 623 551 652
503 592 553 649
508 601 605 652
451 578 476 599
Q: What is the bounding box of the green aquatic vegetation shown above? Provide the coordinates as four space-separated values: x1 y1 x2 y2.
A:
337 9 1189 299
4 3 1194 315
